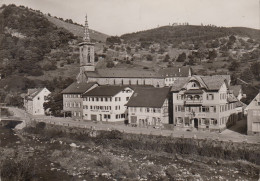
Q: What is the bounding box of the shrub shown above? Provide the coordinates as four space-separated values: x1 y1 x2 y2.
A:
0 158 33 181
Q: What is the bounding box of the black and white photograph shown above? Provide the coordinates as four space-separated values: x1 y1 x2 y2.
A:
0 0 259 180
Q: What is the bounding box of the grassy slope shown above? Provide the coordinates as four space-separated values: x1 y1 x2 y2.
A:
45 15 109 42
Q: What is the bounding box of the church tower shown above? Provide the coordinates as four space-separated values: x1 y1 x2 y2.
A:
77 14 95 83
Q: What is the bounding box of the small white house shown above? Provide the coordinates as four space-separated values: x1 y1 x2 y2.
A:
24 88 51 115
82 85 134 122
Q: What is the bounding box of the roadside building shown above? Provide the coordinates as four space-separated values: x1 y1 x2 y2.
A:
61 82 98 119
246 93 260 136
24 87 51 115
171 75 243 132
82 85 134 122
126 87 170 127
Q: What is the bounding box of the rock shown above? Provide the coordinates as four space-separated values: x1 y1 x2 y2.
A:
70 143 77 148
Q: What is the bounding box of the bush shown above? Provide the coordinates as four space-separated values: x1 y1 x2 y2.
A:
0 158 33 181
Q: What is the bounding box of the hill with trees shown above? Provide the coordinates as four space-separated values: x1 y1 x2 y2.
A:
45 15 109 43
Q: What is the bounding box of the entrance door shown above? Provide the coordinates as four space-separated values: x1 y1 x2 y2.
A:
194 118 198 128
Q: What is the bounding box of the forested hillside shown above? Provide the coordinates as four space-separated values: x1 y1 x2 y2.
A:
0 4 76 77
121 25 260 45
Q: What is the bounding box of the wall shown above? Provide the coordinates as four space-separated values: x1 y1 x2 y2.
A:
247 109 260 136
63 94 83 119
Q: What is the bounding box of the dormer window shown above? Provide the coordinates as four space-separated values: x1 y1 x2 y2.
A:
258 102 260 106
192 82 197 88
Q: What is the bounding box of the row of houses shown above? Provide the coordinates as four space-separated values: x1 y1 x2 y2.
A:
61 74 247 132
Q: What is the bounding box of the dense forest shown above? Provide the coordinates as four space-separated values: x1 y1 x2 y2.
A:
0 4 76 77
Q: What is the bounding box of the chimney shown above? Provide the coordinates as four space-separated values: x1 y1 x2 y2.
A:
178 68 181 73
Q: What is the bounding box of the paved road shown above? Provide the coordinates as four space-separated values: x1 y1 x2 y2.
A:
7 107 260 144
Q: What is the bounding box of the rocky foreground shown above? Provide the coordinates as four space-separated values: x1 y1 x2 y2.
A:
0 122 260 181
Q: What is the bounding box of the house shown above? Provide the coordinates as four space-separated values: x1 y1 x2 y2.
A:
126 87 170 127
24 88 51 115
246 93 260 136
61 82 98 119
171 75 243 132
82 85 134 122
229 85 245 101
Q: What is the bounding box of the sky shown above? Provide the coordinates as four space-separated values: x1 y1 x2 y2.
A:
1 0 260 36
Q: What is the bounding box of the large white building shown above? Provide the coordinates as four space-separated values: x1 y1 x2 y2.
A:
171 75 244 131
82 85 134 122
24 88 51 115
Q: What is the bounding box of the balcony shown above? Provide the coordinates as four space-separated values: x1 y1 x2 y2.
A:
184 89 203 105
184 99 203 105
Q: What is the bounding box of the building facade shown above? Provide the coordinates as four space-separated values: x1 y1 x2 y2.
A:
126 87 170 127
24 88 51 115
82 86 134 122
246 93 260 136
62 82 98 119
171 75 243 131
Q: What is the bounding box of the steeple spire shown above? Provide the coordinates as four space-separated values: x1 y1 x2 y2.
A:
83 14 90 42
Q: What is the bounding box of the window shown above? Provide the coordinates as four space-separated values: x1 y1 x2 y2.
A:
146 108 150 112
101 98 103 102
207 94 214 100
140 108 143 112
37 97 40 100
126 97 130 101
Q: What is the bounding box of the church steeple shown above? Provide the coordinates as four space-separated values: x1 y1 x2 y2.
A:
83 14 91 42
77 13 95 83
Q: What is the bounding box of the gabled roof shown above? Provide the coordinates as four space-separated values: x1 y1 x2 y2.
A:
83 85 132 97
229 85 242 97
87 68 159 78
171 77 190 92
246 93 260 110
61 82 97 94
171 75 229 92
227 94 239 103
86 67 191 78
125 87 170 108
157 67 191 77
25 88 49 100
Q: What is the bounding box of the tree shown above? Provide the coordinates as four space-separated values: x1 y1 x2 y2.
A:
208 49 217 60
43 92 63 117
106 61 115 68
228 60 239 71
146 54 153 61
163 54 170 62
240 68 254 83
176 52 186 62
250 62 260 78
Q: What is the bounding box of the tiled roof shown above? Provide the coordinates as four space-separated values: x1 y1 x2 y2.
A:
125 87 170 108
61 82 97 94
200 75 228 90
83 85 132 97
25 88 47 100
87 68 159 78
157 67 191 77
171 75 229 92
246 93 260 110
227 94 238 103
229 85 242 97
86 67 191 78
171 77 190 91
